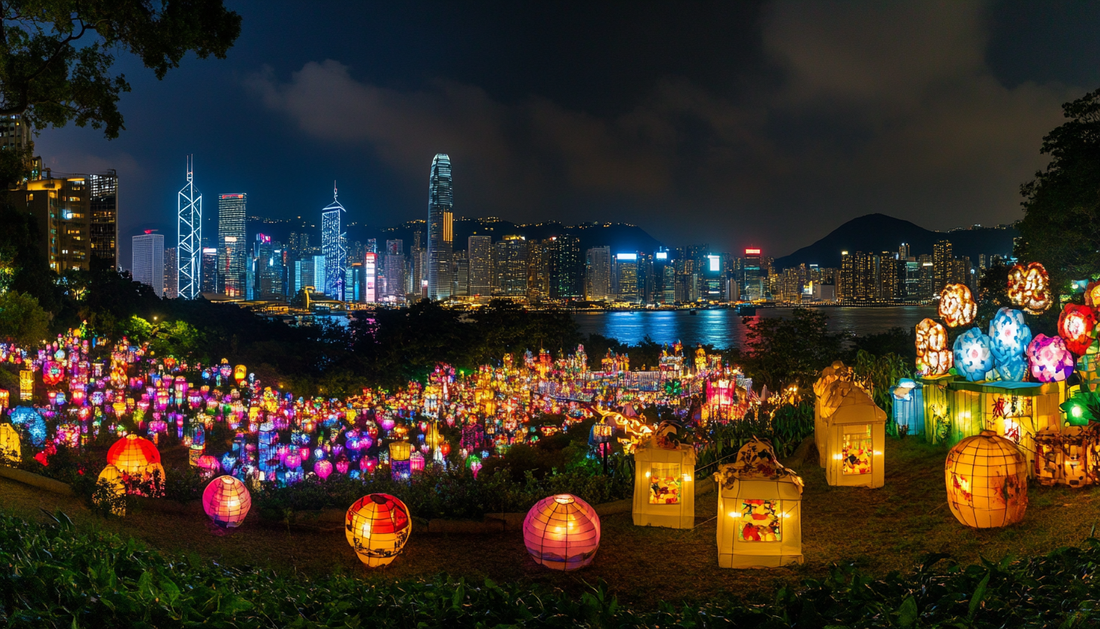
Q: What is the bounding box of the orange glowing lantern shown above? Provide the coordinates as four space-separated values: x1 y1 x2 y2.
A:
106 434 161 475
233 364 247 385
523 494 601 571
938 284 977 328
0 388 8 411
202 475 251 529
1086 281 1100 309
945 430 1027 528
344 494 411 567
915 318 952 377
19 370 33 400
1007 262 1051 315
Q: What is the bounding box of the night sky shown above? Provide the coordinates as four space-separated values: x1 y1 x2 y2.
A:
32 1 1100 269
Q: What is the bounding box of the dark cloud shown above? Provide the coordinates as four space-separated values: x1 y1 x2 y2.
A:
29 0 1099 267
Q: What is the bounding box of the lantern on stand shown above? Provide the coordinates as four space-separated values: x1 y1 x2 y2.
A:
345 494 411 567
523 494 601 571
203 475 252 529
714 438 803 568
945 430 1027 528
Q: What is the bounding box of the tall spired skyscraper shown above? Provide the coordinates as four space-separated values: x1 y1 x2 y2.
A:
321 183 347 300
217 193 247 297
177 155 202 299
427 154 453 300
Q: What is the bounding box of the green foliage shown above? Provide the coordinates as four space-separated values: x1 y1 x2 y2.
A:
3 512 1100 627
0 1 241 160
694 400 815 474
0 290 51 345
850 349 912 432
742 309 848 391
1016 87 1100 300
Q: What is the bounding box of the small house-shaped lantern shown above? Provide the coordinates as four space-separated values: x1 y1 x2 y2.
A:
945 430 1027 528
714 438 803 568
890 379 924 437
824 388 886 488
632 424 696 529
812 361 855 466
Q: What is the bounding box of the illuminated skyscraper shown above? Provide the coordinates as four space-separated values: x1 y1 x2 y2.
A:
321 183 347 300
427 154 453 300
164 247 178 299
385 239 405 302
585 246 611 301
468 235 492 298
200 247 218 293
217 193 246 296
132 232 165 298
177 156 201 299
364 252 378 303
10 170 118 272
493 236 528 296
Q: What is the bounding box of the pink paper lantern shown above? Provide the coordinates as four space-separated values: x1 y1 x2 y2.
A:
1027 334 1075 383
315 459 333 480
523 494 601 571
202 475 251 529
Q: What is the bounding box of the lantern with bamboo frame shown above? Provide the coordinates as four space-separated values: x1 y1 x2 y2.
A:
824 387 886 488
945 430 1027 528
946 379 1063 472
0 423 21 464
203 475 251 529
523 494 601 571
633 437 696 529
890 379 924 437
106 434 161 475
345 493 411 567
714 438 803 568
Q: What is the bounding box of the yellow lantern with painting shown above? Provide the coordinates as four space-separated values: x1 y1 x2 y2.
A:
0 423 21 464
633 439 696 529
714 438 803 568
234 364 247 385
824 388 886 488
945 430 1027 528
19 369 33 400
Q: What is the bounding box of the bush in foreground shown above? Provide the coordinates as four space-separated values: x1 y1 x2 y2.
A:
1 511 1098 628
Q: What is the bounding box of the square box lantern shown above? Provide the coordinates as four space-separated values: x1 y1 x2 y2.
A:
633 442 696 529
714 438 803 569
824 388 886 488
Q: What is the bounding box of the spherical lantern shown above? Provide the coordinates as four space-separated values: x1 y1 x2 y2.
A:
106 434 162 475
202 475 251 529
523 494 601 571
952 328 993 382
1007 262 1051 315
95 465 127 516
1027 334 1075 383
344 494 411 567
938 284 977 328
945 430 1027 528
1058 304 1096 356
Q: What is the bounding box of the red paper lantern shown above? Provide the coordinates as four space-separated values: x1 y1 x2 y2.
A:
523 494 601 571
106 434 161 475
202 475 251 529
344 494 411 567
1058 304 1097 356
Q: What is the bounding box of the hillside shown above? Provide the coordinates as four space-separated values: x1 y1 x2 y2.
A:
774 213 1017 270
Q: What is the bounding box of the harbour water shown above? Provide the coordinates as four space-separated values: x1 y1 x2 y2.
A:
572 307 935 349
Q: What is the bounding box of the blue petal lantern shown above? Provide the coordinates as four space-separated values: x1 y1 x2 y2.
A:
995 355 1029 382
953 328 994 382
988 308 1032 363
9 406 46 447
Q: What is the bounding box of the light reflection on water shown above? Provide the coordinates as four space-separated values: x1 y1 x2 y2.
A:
571 307 935 349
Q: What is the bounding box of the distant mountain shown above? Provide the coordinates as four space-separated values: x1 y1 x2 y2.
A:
773 213 1018 270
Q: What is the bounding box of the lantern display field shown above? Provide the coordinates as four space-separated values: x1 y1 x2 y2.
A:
633 442 696 529
0 423 21 463
523 494 601 571
823 388 886 488
203 475 252 529
945 430 1028 528
107 434 162 475
714 438 803 569
345 493 411 567
890 379 924 437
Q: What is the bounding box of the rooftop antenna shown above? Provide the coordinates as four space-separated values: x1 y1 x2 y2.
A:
334 180 338 201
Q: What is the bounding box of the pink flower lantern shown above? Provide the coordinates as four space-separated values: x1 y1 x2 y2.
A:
315 459 333 480
1027 334 1075 383
203 475 251 529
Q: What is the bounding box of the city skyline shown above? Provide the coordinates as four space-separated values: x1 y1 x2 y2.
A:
28 2 1100 270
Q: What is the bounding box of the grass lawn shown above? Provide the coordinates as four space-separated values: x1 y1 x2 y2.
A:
2 436 1098 609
